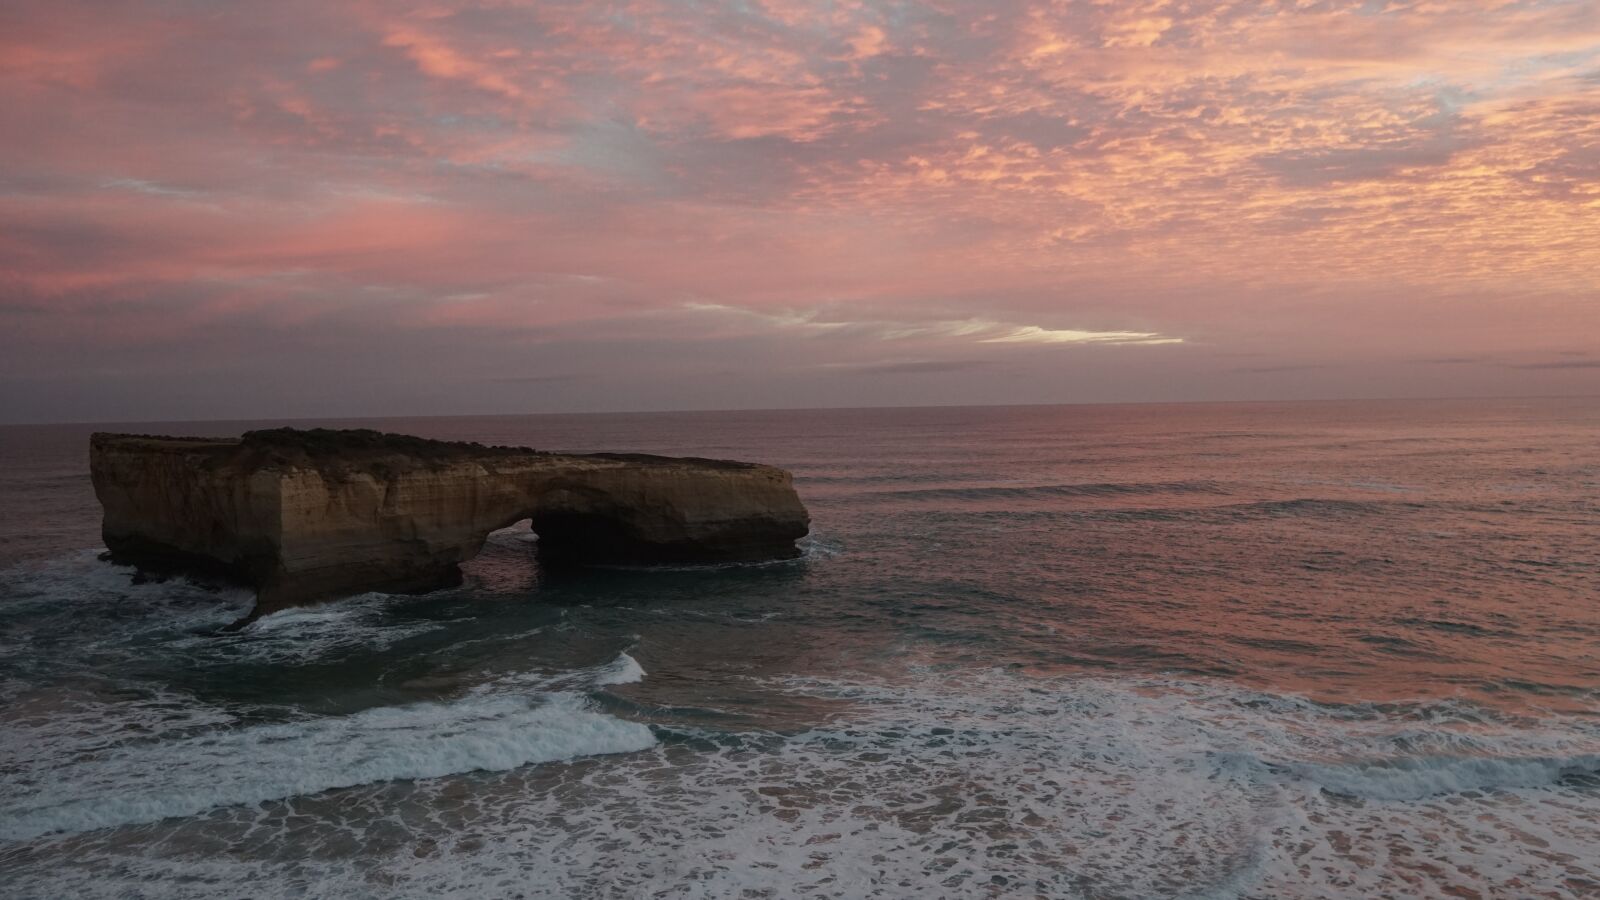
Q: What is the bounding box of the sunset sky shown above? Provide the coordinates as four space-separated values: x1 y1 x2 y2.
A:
1 0 1596 423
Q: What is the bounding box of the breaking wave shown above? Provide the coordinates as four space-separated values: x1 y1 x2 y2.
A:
1 686 655 843
5 668 1595 898
594 651 646 686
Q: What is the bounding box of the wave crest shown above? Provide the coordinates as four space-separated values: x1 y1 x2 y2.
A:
1 688 655 843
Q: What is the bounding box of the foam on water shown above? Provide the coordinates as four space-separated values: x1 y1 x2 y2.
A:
0 549 252 626
203 593 447 664
4 667 1595 898
1 683 657 843
0 552 658 850
594 651 646 686
0 552 449 676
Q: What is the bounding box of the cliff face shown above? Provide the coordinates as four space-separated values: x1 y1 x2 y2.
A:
91 430 810 618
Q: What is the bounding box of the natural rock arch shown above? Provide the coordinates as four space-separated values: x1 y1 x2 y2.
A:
91 429 810 620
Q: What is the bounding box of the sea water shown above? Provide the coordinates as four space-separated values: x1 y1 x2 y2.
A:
1 399 1596 897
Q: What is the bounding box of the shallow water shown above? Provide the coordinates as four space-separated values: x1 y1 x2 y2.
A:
1 400 1597 897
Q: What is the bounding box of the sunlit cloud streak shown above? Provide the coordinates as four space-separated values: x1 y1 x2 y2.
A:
0 0 1595 421
686 303 1181 345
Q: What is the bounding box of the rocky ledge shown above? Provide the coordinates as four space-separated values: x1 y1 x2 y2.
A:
91 429 810 620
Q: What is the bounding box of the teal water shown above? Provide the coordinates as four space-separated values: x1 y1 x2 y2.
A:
1 400 1598 897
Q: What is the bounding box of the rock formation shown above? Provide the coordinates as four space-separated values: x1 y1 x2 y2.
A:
91 429 810 620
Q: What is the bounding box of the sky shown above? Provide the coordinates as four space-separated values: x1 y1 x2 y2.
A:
1 0 1597 424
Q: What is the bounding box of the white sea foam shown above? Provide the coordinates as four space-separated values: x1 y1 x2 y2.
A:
0 549 252 625
593 651 646 686
211 593 445 664
4 668 1596 899
0 687 656 844
0 550 452 671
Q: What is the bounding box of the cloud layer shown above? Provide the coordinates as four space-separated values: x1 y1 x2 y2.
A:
1 0 1596 421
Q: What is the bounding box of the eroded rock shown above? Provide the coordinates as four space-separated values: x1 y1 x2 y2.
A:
91 429 810 619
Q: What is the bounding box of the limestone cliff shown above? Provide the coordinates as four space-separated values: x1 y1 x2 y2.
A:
91 429 810 619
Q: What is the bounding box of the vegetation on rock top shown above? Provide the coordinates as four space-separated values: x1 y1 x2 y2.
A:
240 428 531 459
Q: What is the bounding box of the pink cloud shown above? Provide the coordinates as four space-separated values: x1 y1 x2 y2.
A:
0 0 1596 421
382 22 529 101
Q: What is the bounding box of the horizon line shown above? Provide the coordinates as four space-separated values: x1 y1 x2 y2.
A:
4 392 1596 430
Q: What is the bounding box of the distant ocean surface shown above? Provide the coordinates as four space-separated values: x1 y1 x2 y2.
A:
1 399 1597 898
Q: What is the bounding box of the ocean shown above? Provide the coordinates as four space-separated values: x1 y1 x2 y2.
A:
1 399 1597 898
